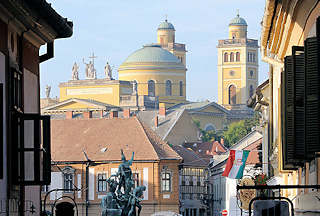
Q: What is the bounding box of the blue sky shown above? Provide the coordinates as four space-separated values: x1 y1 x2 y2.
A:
41 0 268 102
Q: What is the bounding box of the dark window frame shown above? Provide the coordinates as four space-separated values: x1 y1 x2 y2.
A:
97 173 107 192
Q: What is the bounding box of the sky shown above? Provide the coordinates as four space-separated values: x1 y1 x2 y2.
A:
41 0 268 102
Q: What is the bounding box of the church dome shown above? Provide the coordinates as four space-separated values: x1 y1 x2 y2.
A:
158 20 175 30
229 13 247 26
122 44 181 64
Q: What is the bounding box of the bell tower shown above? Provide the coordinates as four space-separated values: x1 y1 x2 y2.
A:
217 12 259 110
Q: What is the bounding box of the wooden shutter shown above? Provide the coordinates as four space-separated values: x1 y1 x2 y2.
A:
304 36 320 160
282 56 296 169
12 113 51 185
292 46 305 161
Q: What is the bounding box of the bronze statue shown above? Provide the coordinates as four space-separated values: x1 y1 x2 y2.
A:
101 150 144 216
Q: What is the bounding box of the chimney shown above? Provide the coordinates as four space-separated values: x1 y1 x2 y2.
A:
66 111 73 119
110 109 118 119
83 111 92 119
159 103 166 117
123 108 130 118
155 115 159 128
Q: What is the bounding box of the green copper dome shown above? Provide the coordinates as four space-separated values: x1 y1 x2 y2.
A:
123 44 181 63
158 20 175 30
229 14 247 26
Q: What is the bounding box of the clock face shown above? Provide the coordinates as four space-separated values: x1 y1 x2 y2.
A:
230 70 235 76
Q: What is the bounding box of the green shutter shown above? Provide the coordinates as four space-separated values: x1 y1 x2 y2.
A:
304 36 320 160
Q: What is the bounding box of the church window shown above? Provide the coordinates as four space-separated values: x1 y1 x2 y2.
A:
229 70 235 76
97 173 107 192
230 52 234 62
148 80 155 97
224 53 229 62
249 85 254 97
179 81 183 96
252 53 256 62
165 80 172 96
229 85 236 105
236 52 240 61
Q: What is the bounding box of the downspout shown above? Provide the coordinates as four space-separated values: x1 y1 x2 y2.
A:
268 64 273 177
85 163 89 216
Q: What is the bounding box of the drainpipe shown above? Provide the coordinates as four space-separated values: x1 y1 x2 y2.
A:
85 162 89 216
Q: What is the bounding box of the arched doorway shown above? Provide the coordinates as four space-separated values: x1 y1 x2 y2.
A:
229 85 236 105
55 202 74 216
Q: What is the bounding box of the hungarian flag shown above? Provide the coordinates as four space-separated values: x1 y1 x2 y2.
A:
222 150 250 179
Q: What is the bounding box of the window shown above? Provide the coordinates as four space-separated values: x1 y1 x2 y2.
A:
165 80 172 96
230 52 234 62
161 170 171 192
148 80 155 97
179 81 183 96
205 124 215 131
41 185 49 193
250 70 254 77
224 53 228 62
133 173 140 188
249 85 254 97
97 173 107 192
11 113 51 185
229 85 236 105
236 52 240 61
252 53 256 62
64 173 73 192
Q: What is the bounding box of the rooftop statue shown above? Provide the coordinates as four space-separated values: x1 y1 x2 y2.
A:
71 62 79 80
105 61 113 80
101 150 144 216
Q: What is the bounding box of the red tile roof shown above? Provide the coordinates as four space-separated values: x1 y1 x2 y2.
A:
51 117 181 162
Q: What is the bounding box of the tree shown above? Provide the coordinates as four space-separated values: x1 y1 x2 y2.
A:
222 112 260 147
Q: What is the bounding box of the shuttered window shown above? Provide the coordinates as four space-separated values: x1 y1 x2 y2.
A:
304 36 320 159
282 46 305 169
12 113 51 185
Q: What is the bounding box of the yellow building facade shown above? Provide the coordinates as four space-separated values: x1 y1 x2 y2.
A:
119 20 187 107
217 13 259 110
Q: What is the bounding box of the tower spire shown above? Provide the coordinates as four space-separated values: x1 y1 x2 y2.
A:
237 9 240 17
165 14 168 22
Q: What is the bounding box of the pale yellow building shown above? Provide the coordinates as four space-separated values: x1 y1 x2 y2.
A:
118 19 187 107
217 13 259 110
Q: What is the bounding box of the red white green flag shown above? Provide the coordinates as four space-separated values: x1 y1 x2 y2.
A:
222 150 250 179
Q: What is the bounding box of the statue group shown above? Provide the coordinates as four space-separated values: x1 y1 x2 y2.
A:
101 150 145 216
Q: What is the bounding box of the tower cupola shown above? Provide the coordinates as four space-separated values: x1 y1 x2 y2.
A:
157 19 175 46
228 11 247 39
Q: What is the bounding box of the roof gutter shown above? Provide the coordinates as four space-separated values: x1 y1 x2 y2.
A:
24 0 73 39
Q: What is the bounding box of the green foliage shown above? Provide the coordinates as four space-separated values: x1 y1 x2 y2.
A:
192 112 260 147
223 112 260 148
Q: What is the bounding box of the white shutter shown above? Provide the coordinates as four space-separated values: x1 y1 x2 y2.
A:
50 172 63 200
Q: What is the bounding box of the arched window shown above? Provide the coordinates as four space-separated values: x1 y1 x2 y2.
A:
148 80 155 97
179 81 183 96
249 85 254 97
236 52 240 61
224 53 228 62
165 80 172 96
204 124 216 132
248 53 251 62
230 52 234 62
229 85 236 105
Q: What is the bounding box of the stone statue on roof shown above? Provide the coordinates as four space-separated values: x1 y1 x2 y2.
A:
71 62 79 80
105 61 113 80
45 85 51 99
83 59 96 79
